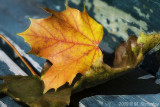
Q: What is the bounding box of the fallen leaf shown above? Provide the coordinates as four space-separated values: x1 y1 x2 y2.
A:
0 75 44 104
134 32 160 54
30 88 71 107
0 75 71 107
0 32 159 106
73 33 160 92
18 6 103 92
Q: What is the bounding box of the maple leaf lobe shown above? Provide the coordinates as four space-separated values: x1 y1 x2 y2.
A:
18 6 103 92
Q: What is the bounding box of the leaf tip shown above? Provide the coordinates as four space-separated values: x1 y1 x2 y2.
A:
42 88 48 94
39 7 46 11
28 17 32 21
83 7 87 13
16 32 21 36
83 1 86 12
64 0 69 7
42 7 53 14
26 51 32 54
68 81 72 86
64 3 68 7
43 87 57 94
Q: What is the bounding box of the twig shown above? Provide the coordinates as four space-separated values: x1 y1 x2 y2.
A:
0 34 38 76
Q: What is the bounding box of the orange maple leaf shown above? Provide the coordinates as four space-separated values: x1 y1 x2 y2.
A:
18 6 103 93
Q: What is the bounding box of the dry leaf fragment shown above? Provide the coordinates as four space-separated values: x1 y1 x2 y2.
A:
113 36 138 68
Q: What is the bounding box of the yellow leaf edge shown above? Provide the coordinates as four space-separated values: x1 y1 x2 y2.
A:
72 32 160 93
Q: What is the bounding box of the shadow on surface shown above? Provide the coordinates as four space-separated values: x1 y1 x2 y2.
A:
69 68 160 106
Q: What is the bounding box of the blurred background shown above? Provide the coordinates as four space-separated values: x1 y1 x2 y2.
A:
0 0 160 107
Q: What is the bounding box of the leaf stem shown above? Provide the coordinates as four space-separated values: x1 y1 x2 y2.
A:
0 34 38 76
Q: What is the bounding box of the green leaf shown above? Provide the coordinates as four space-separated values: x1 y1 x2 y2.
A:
30 88 71 107
133 32 160 54
0 75 71 107
0 75 43 103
